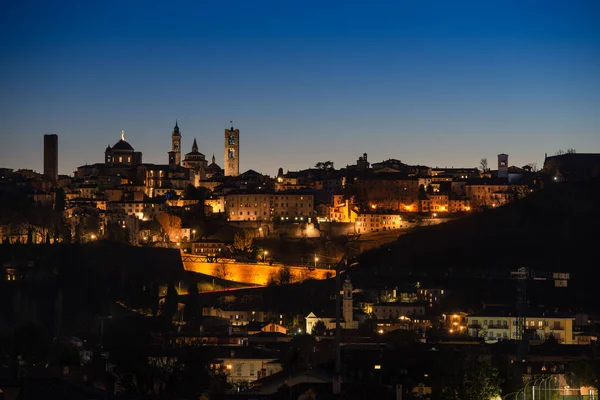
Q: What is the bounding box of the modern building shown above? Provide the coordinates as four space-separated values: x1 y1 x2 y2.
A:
191 240 225 258
224 123 240 177
43 134 58 183
371 302 426 321
466 307 575 344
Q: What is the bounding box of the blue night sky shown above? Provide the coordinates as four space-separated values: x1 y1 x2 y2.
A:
1 0 599 176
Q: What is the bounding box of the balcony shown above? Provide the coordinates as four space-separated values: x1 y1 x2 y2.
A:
488 324 509 329
468 324 508 330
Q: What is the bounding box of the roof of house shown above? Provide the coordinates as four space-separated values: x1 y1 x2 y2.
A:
467 306 573 319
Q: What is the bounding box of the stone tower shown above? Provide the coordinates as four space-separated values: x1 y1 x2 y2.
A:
43 134 58 183
342 276 353 324
224 122 240 177
498 153 508 179
171 121 181 166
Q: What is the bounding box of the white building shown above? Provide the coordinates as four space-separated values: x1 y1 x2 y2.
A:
306 277 359 334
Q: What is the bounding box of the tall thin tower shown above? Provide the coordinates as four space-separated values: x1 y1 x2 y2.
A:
44 134 58 183
224 122 240 177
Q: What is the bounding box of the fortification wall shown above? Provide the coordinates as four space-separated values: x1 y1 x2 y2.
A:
183 261 334 285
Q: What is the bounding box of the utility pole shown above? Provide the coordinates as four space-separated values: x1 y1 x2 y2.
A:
333 255 345 396
510 268 570 362
512 267 528 362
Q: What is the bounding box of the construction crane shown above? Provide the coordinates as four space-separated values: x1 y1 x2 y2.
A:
510 267 570 362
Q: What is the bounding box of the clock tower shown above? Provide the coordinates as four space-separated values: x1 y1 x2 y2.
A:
224 122 239 177
171 121 181 166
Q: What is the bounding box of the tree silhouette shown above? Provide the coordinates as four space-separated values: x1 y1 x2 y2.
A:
163 283 179 320
186 283 199 322
312 320 326 336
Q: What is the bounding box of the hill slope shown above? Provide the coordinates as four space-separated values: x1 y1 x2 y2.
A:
358 179 600 277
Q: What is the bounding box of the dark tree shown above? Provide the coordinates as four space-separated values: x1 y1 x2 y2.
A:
418 185 427 200
54 188 65 212
163 283 179 320
186 282 200 322
311 320 326 336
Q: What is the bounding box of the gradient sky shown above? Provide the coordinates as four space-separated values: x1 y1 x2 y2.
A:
1 0 599 177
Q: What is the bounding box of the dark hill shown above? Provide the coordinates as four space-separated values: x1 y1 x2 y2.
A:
355 179 600 311
358 179 600 277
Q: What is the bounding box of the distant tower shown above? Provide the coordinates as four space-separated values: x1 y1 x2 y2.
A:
224 122 240 177
342 276 353 324
43 134 58 183
498 154 509 179
171 121 181 166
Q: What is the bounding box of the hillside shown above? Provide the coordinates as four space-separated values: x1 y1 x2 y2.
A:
354 179 600 311
358 179 600 276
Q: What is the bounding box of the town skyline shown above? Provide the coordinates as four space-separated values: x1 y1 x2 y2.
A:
0 121 594 177
1 1 599 175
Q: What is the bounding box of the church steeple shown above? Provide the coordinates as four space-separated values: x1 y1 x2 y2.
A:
192 138 198 152
171 121 181 166
212 154 215 164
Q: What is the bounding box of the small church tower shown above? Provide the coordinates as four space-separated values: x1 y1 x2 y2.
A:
343 276 353 324
498 153 508 179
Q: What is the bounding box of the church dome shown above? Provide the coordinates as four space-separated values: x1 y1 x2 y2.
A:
112 139 134 151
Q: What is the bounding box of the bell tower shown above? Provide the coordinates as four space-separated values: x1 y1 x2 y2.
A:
171 121 181 166
224 121 239 176
342 276 353 324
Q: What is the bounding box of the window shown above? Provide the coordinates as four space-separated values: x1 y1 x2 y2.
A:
553 321 562 330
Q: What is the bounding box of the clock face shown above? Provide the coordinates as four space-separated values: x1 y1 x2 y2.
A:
228 135 236 145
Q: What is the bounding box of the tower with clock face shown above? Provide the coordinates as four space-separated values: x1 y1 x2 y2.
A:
224 122 239 176
171 121 182 166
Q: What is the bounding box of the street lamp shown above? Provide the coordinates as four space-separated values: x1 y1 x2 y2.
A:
314 255 319 269
192 229 196 240
263 250 268 262
259 227 262 237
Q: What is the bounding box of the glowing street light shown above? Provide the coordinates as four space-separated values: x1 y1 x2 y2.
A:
263 250 268 262
314 255 319 269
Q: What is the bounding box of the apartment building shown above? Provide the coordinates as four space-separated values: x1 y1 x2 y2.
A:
355 211 404 233
466 307 574 344
225 191 314 222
